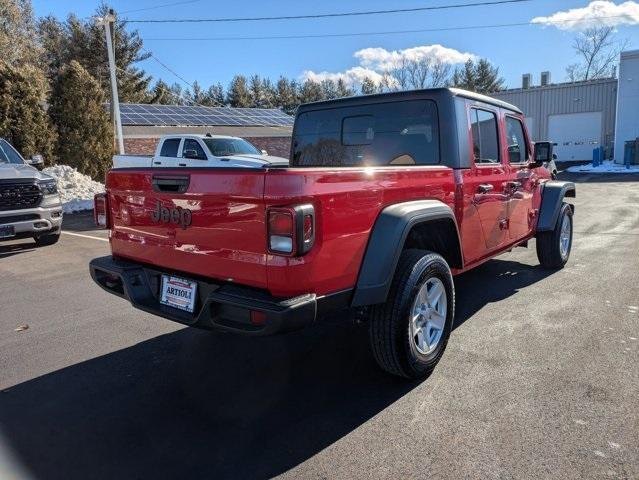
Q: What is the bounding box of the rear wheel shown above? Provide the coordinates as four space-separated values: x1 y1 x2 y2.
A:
536 202 573 268
368 249 454 379
34 232 60 247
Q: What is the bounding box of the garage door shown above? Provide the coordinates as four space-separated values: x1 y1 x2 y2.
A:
548 112 602 161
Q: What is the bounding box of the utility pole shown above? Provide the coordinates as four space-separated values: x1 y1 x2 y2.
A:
97 10 125 154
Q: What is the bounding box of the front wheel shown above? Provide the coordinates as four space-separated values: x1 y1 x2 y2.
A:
368 249 454 379
536 202 573 268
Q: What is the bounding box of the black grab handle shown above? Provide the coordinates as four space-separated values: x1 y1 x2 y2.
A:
151 175 190 194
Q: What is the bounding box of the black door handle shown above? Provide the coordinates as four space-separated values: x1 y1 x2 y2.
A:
478 183 494 193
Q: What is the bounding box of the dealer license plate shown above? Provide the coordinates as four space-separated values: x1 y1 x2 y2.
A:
0 225 15 239
160 275 197 313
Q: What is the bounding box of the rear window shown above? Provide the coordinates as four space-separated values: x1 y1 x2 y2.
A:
292 100 439 167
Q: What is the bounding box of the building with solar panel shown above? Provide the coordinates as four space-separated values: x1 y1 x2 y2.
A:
117 104 294 158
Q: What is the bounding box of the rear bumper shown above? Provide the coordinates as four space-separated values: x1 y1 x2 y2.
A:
89 255 350 335
0 205 63 241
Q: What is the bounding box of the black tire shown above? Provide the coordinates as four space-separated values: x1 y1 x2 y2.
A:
34 232 60 247
536 202 573 268
368 249 454 379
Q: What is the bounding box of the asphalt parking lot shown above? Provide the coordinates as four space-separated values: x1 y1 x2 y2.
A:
1 173 638 480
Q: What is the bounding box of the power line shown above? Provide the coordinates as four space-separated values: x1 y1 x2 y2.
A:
120 0 202 15
125 0 531 23
142 14 639 41
137 49 227 107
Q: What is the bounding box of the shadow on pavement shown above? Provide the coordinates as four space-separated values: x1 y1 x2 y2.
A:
0 241 35 258
0 257 553 480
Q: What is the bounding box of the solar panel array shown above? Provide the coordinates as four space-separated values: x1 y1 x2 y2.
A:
118 104 294 127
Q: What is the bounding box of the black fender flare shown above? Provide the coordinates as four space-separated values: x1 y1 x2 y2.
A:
351 200 462 307
537 181 576 232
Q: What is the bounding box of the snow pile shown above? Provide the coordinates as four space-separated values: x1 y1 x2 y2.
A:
42 165 105 213
566 161 639 174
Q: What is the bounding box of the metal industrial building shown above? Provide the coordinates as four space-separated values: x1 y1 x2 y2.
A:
492 77 618 162
492 49 639 164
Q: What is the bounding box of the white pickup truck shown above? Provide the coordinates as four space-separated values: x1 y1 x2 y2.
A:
113 134 289 169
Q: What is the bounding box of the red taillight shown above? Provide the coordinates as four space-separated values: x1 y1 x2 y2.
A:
267 204 315 256
269 211 294 236
94 193 109 229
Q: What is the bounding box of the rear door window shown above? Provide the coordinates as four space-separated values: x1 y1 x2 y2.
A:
470 108 500 165
159 138 181 157
292 100 439 167
505 116 528 164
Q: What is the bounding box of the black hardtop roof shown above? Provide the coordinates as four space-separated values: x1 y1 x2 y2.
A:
296 87 522 115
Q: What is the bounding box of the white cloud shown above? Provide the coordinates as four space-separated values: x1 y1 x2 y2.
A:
301 66 387 88
301 44 475 89
531 0 639 30
355 45 475 71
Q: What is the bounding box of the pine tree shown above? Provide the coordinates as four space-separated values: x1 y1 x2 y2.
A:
260 77 276 108
336 78 354 98
361 77 377 95
275 77 299 114
299 79 323 104
38 4 151 103
452 58 504 94
227 75 251 107
49 61 113 181
0 61 56 163
169 83 186 105
0 0 42 66
206 83 225 106
320 79 338 100
188 80 205 104
248 75 265 107
149 79 173 104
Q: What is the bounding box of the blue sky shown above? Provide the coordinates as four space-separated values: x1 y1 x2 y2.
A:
32 0 639 91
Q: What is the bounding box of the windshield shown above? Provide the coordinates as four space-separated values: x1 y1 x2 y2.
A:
0 139 25 165
203 138 261 157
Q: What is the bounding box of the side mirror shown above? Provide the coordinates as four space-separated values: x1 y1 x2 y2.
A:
27 154 44 169
532 141 553 168
261 149 268 156
552 153 558 160
183 149 201 159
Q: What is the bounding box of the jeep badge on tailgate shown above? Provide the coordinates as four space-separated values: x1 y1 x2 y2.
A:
150 201 192 230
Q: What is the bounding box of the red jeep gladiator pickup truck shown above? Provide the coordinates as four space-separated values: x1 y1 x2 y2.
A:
90 88 575 379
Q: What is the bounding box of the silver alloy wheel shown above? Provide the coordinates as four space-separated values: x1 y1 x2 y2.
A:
410 277 447 355
559 213 572 260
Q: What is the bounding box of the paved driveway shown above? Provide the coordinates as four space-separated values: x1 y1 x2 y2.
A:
0 173 637 479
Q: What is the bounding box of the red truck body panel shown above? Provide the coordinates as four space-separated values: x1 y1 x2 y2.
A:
107 169 269 290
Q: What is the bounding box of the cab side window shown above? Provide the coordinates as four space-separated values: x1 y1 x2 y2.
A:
505 117 528 164
159 138 180 157
182 139 207 160
470 108 499 165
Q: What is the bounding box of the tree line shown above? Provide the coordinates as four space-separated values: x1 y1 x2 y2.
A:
0 0 626 181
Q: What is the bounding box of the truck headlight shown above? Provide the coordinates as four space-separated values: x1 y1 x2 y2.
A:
39 180 58 195
39 180 61 207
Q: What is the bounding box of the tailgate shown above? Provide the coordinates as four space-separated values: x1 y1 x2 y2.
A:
107 168 268 289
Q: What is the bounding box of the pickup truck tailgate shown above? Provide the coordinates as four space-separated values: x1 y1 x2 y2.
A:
107 169 268 289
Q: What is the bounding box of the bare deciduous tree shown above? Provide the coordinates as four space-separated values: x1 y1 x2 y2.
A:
566 26 628 82
381 57 453 91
